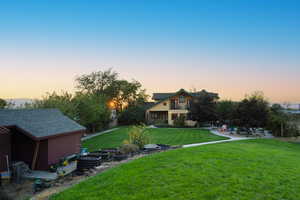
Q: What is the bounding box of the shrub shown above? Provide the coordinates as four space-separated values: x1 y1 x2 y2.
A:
123 125 150 149
0 98 7 109
173 115 186 127
153 119 169 127
154 124 172 128
74 93 111 133
27 91 77 119
0 190 13 200
119 144 140 154
267 109 300 137
118 105 146 125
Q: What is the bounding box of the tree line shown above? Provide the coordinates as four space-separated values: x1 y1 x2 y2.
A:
0 68 298 137
0 69 148 133
189 91 299 137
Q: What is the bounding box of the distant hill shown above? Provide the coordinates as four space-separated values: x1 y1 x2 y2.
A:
5 98 34 108
281 103 300 110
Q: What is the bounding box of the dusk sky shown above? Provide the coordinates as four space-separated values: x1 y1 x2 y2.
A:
1 0 299 102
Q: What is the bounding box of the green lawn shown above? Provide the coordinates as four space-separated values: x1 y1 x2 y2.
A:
52 139 300 200
82 127 228 151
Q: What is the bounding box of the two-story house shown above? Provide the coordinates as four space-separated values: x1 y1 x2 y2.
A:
146 89 218 126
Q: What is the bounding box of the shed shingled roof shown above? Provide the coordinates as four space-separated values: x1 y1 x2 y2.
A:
0 126 9 134
0 109 86 140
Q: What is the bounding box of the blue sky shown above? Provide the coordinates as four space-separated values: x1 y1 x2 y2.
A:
1 0 300 102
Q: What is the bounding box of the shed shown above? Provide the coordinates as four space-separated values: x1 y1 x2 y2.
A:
0 109 86 170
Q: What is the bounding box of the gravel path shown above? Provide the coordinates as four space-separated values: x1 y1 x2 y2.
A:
182 130 253 148
81 127 119 141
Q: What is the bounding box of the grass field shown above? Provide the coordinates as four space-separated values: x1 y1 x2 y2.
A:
52 139 300 200
82 126 228 151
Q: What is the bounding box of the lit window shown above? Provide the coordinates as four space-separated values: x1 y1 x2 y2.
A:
179 96 185 103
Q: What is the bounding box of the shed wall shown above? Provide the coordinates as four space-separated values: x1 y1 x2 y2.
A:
35 140 48 170
11 128 35 167
0 132 11 172
47 131 83 166
11 128 48 170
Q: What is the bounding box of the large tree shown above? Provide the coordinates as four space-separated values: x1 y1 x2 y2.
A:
216 100 237 125
234 92 269 132
27 91 111 133
75 68 118 97
75 69 148 111
0 98 7 109
74 93 111 132
189 91 219 126
27 91 77 119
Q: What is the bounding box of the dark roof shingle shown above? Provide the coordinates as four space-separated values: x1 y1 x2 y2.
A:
0 126 9 134
0 109 85 139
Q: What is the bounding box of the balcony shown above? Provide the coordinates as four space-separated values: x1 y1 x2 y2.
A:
170 104 189 110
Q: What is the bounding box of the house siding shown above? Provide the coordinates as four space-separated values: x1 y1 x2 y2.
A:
146 93 197 126
149 100 170 111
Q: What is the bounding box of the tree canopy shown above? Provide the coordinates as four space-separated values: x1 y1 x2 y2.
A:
75 68 148 111
0 98 7 109
27 91 76 119
189 91 219 125
216 100 237 125
24 68 149 132
74 93 111 132
234 92 269 130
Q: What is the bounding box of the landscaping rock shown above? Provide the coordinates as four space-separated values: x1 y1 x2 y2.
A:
144 144 160 150
157 144 171 150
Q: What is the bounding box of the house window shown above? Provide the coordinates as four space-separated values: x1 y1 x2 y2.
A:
187 99 191 108
171 113 178 120
179 95 185 103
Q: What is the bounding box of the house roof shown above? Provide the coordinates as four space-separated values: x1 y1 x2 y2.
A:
0 109 86 140
142 102 156 109
152 89 218 101
146 89 219 110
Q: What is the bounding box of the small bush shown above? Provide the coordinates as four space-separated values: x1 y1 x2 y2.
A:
0 190 13 200
267 112 300 137
173 115 186 127
284 123 300 137
118 105 146 125
154 124 173 128
123 125 150 149
153 119 169 127
119 144 140 154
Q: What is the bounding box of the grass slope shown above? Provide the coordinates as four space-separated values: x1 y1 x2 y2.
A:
82 127 228 151
53 139 300 200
